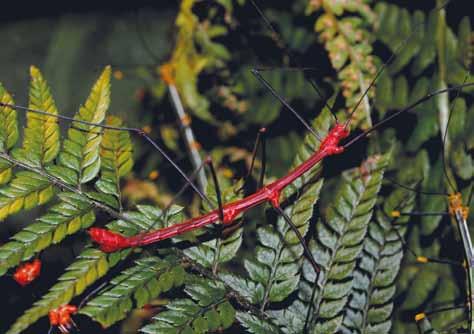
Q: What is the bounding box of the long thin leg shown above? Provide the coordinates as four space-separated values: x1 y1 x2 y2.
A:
391 226 461 267
206 157 225 222
236 127 267 194
272 205 319 273
0 102 212 207
415 305 466 334
272 205 320 334
251 69 322 142
82 161 211 307
384 177 449 196
259 128 266 189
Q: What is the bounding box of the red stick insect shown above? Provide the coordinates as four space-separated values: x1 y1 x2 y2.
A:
84 0 471 276
0 2 471 333
13 258 41 286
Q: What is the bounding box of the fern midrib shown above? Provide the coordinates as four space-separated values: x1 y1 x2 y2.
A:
29 83 57 164
311 176 374 326
360 223 394 331
260 229 287 312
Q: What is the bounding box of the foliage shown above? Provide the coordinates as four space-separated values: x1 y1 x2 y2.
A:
0 1 473 334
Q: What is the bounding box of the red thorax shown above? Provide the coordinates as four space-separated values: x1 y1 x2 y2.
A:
319 123 350 155
13 259 41 286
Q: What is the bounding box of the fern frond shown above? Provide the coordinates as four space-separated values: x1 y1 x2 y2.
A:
59 66 111 184
308 0 376 128
236 312 282 334
341 186 417 333
81 256 185 328
255 178 323 308
14 66 60 166
301 153 390 333
140 276 235 334
95 115 133 203
0 84 18 185
6 204 182 332
0 83 18 152
0 192 95 276
6 247 126 334
0 171 54 221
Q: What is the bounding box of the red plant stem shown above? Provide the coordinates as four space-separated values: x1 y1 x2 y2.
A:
89 123 349 252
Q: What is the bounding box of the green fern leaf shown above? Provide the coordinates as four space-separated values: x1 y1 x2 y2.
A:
0 171 54 221
219 272 263 304
141 277 235 334
341 186 417 333
0 192 94 276
301 154 390 332
267 300 307 334
6 247 126 334
255 178 323 307
236 312 282 334
59 66 111 184
8 204 183 333
0 83 18 185
81 256 185 328
95 115 133 201
14 66 60 166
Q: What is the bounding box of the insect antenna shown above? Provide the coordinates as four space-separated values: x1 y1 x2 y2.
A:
343 82 474 149
0 102 211 207
249 0 338 122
